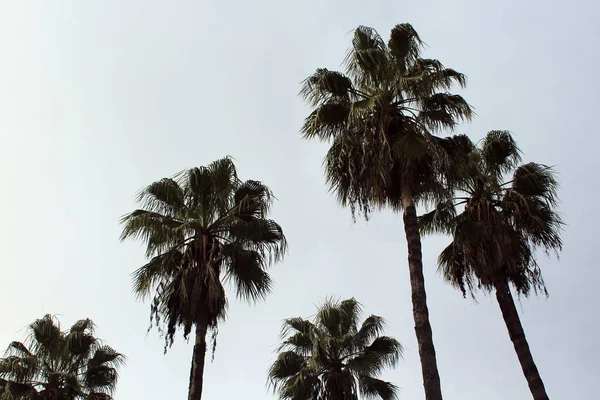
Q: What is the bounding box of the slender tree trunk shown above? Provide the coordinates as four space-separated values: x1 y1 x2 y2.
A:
188 320 209 400
495 279 549 400
401 184 443 400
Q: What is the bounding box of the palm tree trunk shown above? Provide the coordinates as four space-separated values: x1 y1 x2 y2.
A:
401 184 443 400
188 320 209 400
495 279 549 400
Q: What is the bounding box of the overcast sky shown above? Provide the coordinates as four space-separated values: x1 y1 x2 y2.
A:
0 1 598 399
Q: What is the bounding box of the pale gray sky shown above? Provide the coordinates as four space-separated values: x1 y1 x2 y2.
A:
0 1 598 399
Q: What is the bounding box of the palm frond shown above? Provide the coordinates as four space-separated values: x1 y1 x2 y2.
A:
233 180 274 217
503 193 563 253
27 315 62 358
65 329 96 362
315 297 357 337
279 332 313 356
268 351 306 381
0 356 38 383
136 178 186 217
354 316 386 348
480 130 521 177
511 163 559 205
84 365 117 392
345 26 390 89
281 318 316 339
88 347 125 369
388 23 422 71
437 242 471 296
358 375 399 400
301 101 351 141
347 337 403 376
223 218 286 262
222 244 272 302
418 93 473 131
432 134 477 189
69 319 96 336
131 249 183 299
119 210 184 257
418 200 457 235
300 69 354 107
84 347 124 393
4 343 32 359
338 298 362 335
402 59 467 98
277 373 322 400
188 157 238 201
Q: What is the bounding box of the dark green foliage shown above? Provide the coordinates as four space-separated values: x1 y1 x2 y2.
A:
418 131 563 296
269 298 402 400
300 23 473 219
0 315 124 400
120 157 287 351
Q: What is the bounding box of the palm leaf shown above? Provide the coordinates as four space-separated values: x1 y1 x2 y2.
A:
354 316 386 349
358 375 399 400
136 178 186 217
131 249 184 298
388 23 422 70
300 69 354 107
480 130 521 177
511 163 558 205
222 244 272 302
345 26 389 89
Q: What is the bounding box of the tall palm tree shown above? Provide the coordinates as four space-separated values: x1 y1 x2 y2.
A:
419 131 563 400
300 23 473 400
120 157 287 400
269 298 403 400
0 314 124 400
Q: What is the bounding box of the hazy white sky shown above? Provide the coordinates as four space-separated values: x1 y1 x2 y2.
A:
0 1 598 399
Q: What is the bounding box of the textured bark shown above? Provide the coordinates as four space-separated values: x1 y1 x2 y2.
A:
401 184 443 400
495 280 549 400
188 321 209 400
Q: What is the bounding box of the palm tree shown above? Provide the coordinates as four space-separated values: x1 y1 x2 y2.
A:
299 23 473 400
0 314 124 400
268 298 403 400
419 131 563 400
120 157 287 400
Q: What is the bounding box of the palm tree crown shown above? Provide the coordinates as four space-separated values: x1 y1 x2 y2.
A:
0 315 124 400
419 130 563 296
269 298 403 400
419 130 563 400
120 156 287 349
300 23 473 218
